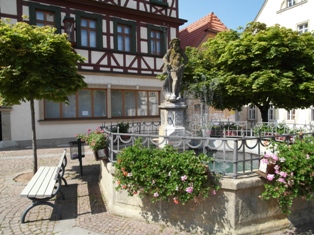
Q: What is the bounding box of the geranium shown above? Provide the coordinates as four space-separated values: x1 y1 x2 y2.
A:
266 174 275 181
114 138 221 205
260 134 314 214
76 127 108 151
186 186 193 194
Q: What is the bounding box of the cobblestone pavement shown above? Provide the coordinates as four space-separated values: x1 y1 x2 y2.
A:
0 146 193 235
1 146 314 235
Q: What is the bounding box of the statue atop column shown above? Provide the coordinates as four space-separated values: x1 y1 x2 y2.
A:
162 38 188 102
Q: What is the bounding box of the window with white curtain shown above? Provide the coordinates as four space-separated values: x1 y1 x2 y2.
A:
111 90 159 117
44 89 106 119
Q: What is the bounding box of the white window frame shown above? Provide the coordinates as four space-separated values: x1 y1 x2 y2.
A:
248 104 256 120
287 0 296 7
287 109 295 120
297 22 308 34
268 105 275 121
311 106 314 121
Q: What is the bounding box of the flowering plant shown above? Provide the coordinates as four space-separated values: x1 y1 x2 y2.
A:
76 127 108 151
114 138 221 205
260 134 314 214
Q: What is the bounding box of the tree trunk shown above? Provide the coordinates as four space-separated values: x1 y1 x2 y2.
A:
30 98 38 174
257 104 269 123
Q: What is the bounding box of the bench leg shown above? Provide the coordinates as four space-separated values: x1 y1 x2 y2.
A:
61 177 68 187
21 200 62 223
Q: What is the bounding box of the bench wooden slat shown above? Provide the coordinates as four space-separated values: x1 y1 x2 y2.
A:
21 167 58 198
20 167 46 197
35 167 58 198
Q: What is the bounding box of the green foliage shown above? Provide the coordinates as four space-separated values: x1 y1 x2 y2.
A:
184 22 314 122
114 139 221 205
109 122 130 133
253 123 304 136
77 127 108 151
260 134 314 214
0 19 87 105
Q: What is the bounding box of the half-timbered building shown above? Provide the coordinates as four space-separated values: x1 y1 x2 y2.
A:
0 0 186 147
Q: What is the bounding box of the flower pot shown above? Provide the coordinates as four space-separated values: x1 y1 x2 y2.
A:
93 147 109 160
257 161 275 179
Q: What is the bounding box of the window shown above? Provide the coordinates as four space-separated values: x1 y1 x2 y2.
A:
287 0 295 7
311 107 314 121
298 23 308 34
248 104 256 120
80 18 97 47
117 24 131 52
150 30 162 55
150 0 169 6
44 89 107 119
268 105 275 121
147 25 166 56
29 3 61 33
111 90 159 117
35 10 55 27
75 11 102 49
114 19 136 53
287 109 295 120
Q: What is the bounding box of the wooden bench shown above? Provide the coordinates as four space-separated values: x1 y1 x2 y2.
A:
20 149 68 223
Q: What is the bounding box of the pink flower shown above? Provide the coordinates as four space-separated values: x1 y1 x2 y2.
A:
212 190 217 195
279 171 287 178
186 187 194 194
278 178 286 183
271 154 278 162
153 192 159 197
261 159 269 164
264 153 272 158
266 174 275 181
181 175 188 181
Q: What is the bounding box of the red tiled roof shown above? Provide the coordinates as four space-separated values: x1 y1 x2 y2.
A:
179 12 228 50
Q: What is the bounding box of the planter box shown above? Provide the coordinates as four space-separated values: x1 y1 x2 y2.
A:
99 161 314 235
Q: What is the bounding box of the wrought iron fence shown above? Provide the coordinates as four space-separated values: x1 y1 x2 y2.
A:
103 124 314 178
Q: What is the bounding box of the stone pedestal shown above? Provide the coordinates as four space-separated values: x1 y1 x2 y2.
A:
158 100 187 147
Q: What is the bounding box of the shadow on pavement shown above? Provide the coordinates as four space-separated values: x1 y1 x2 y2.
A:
70 163 107 215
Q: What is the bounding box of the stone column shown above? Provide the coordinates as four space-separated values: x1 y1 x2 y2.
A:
158 100 187 147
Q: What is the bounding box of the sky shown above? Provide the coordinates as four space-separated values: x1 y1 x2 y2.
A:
179 0 265 30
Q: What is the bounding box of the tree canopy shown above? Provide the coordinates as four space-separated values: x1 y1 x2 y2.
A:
0 19 87 173
0 19 86 105
183 22 314 122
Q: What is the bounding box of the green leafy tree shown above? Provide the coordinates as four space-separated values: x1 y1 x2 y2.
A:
184 22 314 122
0 19 87 173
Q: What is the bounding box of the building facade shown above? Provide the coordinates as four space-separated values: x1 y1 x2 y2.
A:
253 0 313 125
0 0 186 146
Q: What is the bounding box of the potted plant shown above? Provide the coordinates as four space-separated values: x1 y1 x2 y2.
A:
259 133 314 214
114 138 221 205
77 127 108 160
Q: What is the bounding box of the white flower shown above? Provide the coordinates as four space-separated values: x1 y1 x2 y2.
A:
279 157 286 162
